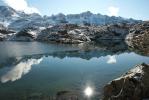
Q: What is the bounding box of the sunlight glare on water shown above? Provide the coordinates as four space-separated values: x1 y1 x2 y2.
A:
84 86 93 97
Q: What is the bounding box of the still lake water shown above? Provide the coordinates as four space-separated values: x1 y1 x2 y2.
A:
0 41 148 100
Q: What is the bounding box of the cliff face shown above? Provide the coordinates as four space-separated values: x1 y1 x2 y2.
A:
126 21 149 56
103 63 149 100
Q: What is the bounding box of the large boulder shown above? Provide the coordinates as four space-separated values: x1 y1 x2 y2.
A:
103 63 149 100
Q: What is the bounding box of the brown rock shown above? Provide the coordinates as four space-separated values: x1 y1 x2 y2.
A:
126 21 149 56
103 63 149 100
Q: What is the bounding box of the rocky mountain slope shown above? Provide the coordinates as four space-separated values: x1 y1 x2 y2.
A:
0 5 148 50
45 11 140 25
36 23 129 43
0 6 140 30
126 21 149 55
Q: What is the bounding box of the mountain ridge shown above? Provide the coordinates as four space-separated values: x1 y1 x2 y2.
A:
0 5 141 30
1 5 147 47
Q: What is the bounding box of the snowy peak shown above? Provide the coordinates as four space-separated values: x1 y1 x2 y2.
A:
0 5 142 32
48 11 141 25
0 6 18 17
80 11 93 17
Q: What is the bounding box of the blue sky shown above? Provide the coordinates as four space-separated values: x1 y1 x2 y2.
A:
1 0 149 20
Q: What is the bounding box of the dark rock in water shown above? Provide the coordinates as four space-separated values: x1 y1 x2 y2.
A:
56 90 78 100
126 21 149 56
56 91 70 96
103 63 149 100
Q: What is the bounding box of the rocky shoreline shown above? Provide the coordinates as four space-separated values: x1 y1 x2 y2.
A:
0 21 148 45
101 22 149 100
103 63 149 100
126 21 149 56
0 23 130 43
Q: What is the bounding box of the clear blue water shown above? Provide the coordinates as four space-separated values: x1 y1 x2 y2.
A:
0 41 148 100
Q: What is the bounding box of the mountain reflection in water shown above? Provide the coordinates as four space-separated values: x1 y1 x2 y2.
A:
1 58 43 83
0 41 148 100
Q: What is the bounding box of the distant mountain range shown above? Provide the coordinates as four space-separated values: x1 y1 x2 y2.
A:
0 6 141 31
1 5 147 46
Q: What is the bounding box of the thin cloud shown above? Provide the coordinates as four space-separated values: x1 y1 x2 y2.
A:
108 6 119 16
2 0 40 14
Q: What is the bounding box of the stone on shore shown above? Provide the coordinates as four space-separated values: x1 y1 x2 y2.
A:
103 63 149 100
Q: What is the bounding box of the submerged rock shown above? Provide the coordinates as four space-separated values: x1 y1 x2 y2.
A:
56 90 78 100
103 63 149 100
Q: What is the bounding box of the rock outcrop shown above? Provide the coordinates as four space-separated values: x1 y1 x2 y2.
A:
0 24 15 41
37 24 88 43
11 26 44 41
103 63 149 100
92 23 129 41
126 21 149 56
0 22 128 43
36 23 129 44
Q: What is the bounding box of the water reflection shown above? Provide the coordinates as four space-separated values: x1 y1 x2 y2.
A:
1 58 42 83
0 41 148 100
84 86 94 97
0 40 148 83
107 55 117 64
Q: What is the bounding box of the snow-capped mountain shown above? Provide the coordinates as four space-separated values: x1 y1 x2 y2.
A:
0 6 42 29
0 6 141 31
48 11 141 25
0 6 19 26
8 13 42 31
0 6 18 17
